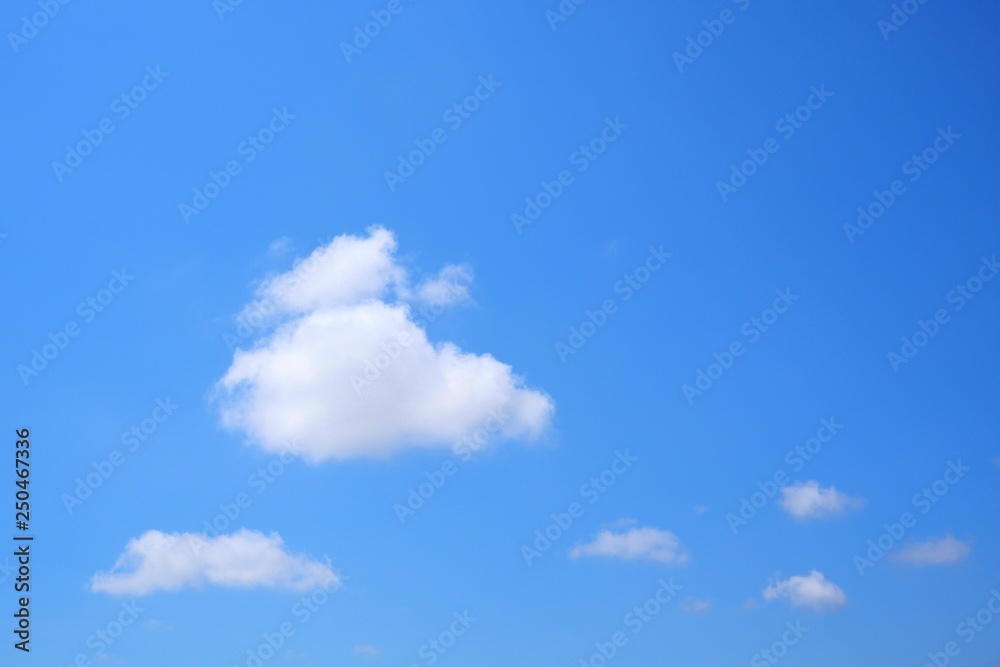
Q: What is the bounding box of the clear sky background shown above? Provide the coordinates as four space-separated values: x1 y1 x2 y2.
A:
2 1 999 665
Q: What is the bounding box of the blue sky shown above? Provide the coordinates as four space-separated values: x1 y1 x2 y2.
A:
3 0 999 665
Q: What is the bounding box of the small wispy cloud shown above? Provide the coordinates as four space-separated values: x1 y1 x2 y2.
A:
142 619 173 631
353 644 381 658
407 264 474 306
778 481 865 520
762 570 846 612
678 597 713 615
570 526 688 564
893 534 971 566
267 236 293 256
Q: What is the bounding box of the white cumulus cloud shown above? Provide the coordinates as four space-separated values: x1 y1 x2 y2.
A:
570 526 688 564
778 481 865 520
214 227 554 461
762 570 846 612
893 534 971 566
90 529 340 596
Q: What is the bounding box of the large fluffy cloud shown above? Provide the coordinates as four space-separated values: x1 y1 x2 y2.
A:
570 526 689 564
778 481 865 520
214 227 554 461
762 570 846 612
90 530 339 596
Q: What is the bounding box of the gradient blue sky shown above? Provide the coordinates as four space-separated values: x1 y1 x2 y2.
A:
3 1 999 665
